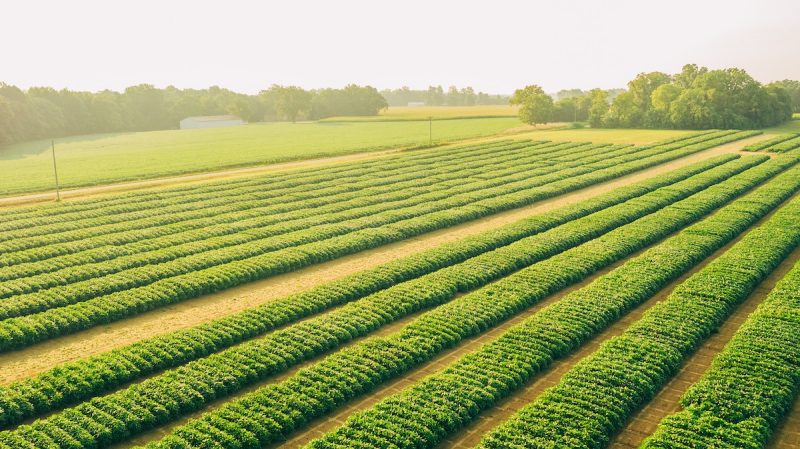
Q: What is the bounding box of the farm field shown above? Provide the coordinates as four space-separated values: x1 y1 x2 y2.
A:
0 116 519 196
1 128 800 449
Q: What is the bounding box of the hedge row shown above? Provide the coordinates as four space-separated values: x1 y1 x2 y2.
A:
476 165 800 449
0 139 562 253
305 158 800 449
641 259 800 448
0 132 759 352
0 141 612 288
0 146 753 449
104 154 785 449
743 133 799 152
0 143 638 316
0 154 744 430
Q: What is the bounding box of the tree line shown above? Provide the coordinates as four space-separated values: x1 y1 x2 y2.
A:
380 86 509 107
512 65 799 129
0 83 389 146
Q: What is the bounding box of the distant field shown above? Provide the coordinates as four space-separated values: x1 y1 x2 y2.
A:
506 127 695 145
0 117 518 196
322 105 519 121
764 116 800 133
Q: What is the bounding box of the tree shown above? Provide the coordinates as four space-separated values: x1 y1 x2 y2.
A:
588 89 609 127
510 85 554 125
265 85 312 122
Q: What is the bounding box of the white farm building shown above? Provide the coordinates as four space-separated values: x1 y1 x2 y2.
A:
179 115 245 130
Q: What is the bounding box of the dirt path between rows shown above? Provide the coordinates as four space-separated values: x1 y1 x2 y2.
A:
769 392 800 448
0 135 768 384
609 240 800 448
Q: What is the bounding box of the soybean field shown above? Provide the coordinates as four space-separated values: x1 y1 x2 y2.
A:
1 129 800 449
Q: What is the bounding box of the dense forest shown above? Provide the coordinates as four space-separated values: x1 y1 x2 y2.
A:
512 65 800 129
0 83 389 146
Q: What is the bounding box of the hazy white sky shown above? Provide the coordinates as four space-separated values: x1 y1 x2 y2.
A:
3 0 799 94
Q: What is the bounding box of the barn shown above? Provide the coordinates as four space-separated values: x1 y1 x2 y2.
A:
179 115 245 130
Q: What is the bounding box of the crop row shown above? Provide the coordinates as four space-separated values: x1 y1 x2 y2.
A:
0 154 744 429
133 151 787 449
0 130 721 227
0 140 563 249
0 133 755 312
0 143 641 316
744 134 798 152
0 142 592 281
0 130 734 245
0 142 608 286
641 259 800 448
0 138 525 224
476 167 800 449
303 157 800 449
0 132 758 351
0 145 762 449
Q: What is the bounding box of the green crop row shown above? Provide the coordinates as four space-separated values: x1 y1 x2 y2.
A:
112 152 783 449
0 154 742 430
0 132 755 317
0 140 562 252
304 157 800 449
476 168 800 449
0 155 759 431
0 139 525 224
0 133 752 351
0 140 753 449
743 134 798 151
0 130 732 250
0 130 718 227
0 143 640 316
641 260 800 448
0 141 611 289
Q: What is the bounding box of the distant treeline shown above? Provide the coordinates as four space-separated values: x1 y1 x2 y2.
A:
380 86 509 107
512 65 800 129
0 83 390 146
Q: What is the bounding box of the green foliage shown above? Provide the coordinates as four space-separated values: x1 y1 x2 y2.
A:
509 85 554 125
380 85 508 107
477 169 800 448
309 157 799 449
0 148 740 431
513 65 794 130
744 134 800 152
643 258 800 448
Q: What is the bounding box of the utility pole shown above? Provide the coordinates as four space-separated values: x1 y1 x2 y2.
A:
51 140 61 201
428 116 432 146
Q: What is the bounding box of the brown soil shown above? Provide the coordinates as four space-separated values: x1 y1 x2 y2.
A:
769 394 800 448
0 136 762 385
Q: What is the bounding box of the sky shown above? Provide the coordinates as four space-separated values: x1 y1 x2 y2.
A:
3 0 799 95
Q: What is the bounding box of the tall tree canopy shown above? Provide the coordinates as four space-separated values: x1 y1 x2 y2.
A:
510 65 795 130
510 85 554 125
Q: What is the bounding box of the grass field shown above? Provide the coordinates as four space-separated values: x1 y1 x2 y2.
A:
0 117 518 196
6 130 800 449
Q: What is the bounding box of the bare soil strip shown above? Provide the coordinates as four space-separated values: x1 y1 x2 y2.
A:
0 135 766 385
608 242 800 448
769 394 800 448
